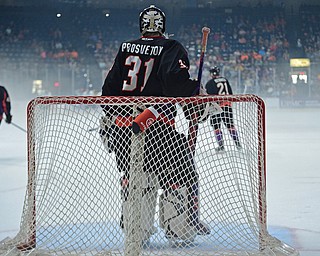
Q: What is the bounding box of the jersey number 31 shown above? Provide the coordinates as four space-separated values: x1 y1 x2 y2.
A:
123 56 155 92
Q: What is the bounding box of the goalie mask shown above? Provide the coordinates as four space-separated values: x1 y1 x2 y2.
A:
140 5 166 35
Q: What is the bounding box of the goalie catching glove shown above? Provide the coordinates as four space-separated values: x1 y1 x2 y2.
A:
183 101 223 123
183 84 222 123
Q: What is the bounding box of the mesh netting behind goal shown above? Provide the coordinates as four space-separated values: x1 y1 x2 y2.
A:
0 95 299 256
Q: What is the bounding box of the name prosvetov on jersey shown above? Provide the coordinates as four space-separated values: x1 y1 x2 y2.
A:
214 77 227 83
121 42 164 56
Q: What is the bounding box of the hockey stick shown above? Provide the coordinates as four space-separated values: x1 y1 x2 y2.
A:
11 122 27 133
187 27 210 155
88 127 99 132
197 27 210 87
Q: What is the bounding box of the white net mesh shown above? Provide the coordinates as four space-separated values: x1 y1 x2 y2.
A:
0 95 299 256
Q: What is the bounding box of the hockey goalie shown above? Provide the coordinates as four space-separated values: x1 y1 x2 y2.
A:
99 4 210 245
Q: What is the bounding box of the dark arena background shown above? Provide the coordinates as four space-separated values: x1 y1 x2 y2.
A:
0 0 320 107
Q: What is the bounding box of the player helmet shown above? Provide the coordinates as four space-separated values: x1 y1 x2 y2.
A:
209 66 220 76
139 5 166 35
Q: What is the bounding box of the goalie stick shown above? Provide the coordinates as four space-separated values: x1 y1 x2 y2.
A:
188 26 210 155
197 27 210 87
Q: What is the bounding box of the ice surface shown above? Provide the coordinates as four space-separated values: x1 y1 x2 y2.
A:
0 97 319 255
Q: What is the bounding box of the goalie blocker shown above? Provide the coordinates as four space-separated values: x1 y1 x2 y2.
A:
100 112 210 242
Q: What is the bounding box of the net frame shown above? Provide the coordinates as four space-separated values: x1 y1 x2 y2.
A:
0 95 299 256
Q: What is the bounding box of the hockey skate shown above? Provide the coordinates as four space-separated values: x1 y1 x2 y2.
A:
192 220 211 235
215 145 225 153
164 219 210 240
235 141 242 150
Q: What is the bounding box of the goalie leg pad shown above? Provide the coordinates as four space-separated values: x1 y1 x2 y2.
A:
159 186 197 242
122 172 158 241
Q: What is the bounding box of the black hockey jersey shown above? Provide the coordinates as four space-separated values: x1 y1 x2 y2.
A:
102 35 198 97
205 77 233 96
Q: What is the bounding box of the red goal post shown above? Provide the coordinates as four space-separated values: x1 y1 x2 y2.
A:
0 95 299 256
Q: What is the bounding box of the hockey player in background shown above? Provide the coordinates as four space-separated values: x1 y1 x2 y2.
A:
0 85 12 125
100 4 210 243
205 66 241 151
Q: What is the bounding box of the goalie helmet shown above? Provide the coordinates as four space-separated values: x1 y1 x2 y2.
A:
139 5 166 35
209 66 220 76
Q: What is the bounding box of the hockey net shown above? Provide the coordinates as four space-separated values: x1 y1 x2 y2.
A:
0 95 299 256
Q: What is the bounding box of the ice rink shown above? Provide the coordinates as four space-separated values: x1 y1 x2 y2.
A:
0 96 319 256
